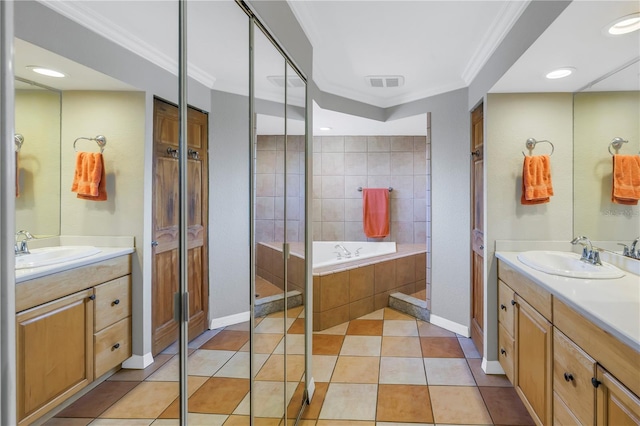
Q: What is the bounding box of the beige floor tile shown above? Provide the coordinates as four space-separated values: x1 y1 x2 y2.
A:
100 382 178 419
379 357 426 385
383 309 413 321
145 356 179 381
316 422 375 426
458 337 481 358
466 359 512 387
312 355 338 382
224 321 251 332
381 336 422 357
255 317 295 334
382 320 418 337
316 322 349 335
331 356 380 383
188 329 222 349
424 358 476 386
89 420 154 425
273 333 305 355
340 336 381 356
44 419 92 426
376 423 434 426
319 383 378 420
214 352 268 379
429 386 492 425
108 354 173 382
256 354 305 382
239 333 283 353
417 321 456 337
187 349 236 377
233 381 292 418
356 309 385 320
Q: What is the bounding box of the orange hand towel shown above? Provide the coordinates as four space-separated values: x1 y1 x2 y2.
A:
363 188 390 238
15 151 20 198
71 152 108 201
521 155 553 205
612 154 640 205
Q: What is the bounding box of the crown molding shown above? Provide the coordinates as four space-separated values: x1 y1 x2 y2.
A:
462 0 531 84
37 0 217 88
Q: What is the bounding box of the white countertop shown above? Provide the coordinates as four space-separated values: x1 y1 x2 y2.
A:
496 251 640 352
16 247 134 283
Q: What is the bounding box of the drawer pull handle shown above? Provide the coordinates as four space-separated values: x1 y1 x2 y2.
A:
591 377 601 388
511 300 516 306
89 295 96 301
564 372 574 382
500 304 507 311
500 348 507 356
113 299 120 306
113 343 121 350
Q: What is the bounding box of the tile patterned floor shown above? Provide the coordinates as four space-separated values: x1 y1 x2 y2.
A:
47 307 534 426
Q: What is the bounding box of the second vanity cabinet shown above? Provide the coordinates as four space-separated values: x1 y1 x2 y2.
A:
498 259 640 426
16 254 132 425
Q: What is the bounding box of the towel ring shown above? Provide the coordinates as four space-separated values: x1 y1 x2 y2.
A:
608 137 628 155
14 134 24 152
74 135 107 153
522 138 554 157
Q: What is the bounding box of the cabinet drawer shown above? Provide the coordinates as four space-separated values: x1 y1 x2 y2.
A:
94 275 131 332
553 392 582 426
94 317 131 378
553 328 596 425
498 261 552 321
498 279 515 337
498 323 515 384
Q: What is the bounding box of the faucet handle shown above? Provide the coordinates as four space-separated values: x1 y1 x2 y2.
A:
617 243 631 257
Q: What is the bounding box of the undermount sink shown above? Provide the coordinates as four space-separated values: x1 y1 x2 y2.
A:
15 246 102 270
517 250 625 279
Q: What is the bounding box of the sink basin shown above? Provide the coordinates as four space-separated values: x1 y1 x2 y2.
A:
15 246 102 270
517 251 625 279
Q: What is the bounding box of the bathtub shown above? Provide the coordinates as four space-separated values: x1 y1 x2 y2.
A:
312 241 397 268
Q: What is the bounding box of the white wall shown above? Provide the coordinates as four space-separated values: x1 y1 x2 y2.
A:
485 92 574 361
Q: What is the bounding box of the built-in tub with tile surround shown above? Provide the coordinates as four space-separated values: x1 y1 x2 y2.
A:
313 241 397 268
256 241 427 331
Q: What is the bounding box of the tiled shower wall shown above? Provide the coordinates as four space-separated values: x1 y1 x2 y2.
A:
312 135 430 244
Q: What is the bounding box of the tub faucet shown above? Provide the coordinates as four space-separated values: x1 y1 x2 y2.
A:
334 244 351 258
571 235 601 265
15 230 34 256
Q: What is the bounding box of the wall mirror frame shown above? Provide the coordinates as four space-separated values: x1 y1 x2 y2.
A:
573 58 640 250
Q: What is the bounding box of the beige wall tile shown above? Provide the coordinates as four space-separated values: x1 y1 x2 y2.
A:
345 136 368 152
322 152 345 175
349 265 374 301
390 136 414 152
367 136 390 152
344 153 368 176
320 271 350 311
367 153 390 175
322 136 345 153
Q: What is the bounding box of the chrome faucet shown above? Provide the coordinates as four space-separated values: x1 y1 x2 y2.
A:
617 237 640 259
571 235 601 266
334 244 352 258
15 230 34 256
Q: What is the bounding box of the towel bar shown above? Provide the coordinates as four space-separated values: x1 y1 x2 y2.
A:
73 135 107 153
522 138 554 157
358 187 393 192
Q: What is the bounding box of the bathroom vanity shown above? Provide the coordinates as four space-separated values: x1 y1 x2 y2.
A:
495 252 640 426
15 248 133 425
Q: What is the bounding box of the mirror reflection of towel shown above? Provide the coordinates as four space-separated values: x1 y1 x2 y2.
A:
71 152 108 201
521 155 553 205
363 188 390 238
612 154 640 205
15 151 19 198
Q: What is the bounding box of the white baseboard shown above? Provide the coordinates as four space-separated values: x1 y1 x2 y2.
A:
430 314 470 337
209 311 250 330
307 377 316 402
122 352 154 370
482 358 506 375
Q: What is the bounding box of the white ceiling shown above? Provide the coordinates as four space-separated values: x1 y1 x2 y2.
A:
14 0 640 135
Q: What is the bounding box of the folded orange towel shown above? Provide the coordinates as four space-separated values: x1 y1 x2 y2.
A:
612 154 640 205
15 151 19 198
72 152 107 201
363 188 390 238
521 155 553 205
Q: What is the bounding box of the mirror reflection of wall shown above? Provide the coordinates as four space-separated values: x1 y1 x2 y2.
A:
573 60 640 246
15 79 61 237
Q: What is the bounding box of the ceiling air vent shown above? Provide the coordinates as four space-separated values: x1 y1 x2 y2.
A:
365 75 405 88
267 75 305 88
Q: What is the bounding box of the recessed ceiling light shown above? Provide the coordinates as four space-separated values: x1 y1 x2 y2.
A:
546 67 575 80
27 66 66 78
319 127 332 131
606 13 640 35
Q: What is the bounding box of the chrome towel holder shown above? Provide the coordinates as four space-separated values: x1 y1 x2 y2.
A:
14 134 24 152
608 137 629 155
522 138 554 157
358 187 393 192
74 135 107 153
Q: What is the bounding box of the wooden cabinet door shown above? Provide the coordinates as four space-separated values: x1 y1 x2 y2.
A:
596 365 640 425
16 289 94 423
470 103 484 356
152 98 209 355
515 295 552 426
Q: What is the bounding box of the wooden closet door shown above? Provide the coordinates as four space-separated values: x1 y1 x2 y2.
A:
470 103 484 356
152 98 209 356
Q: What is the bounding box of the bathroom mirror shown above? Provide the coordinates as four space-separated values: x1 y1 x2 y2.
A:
14 78 61 237
573 59 640 247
